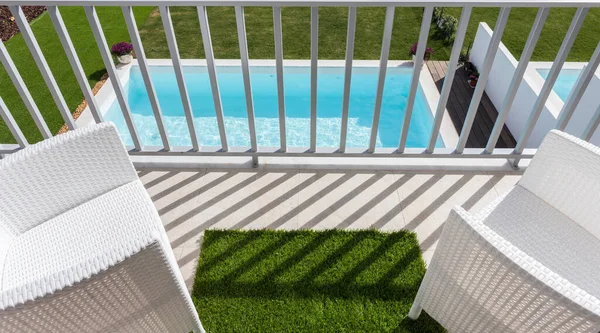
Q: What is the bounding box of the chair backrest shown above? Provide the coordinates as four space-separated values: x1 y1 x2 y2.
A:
0 123 138 237
519 130 600 240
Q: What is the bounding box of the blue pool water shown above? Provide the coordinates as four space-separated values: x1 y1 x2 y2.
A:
537 68 581 102
105 66 442 148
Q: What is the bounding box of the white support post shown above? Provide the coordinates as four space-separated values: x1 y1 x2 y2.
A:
273 6 287 151
339 6 357 153
0 41 51 139
85 5 142 150
456 7 510 153
0 96 28 148
159 5 200 151
201 6 229 151
427 6 472 153
11 5 76 130
398 6 433 152
122 6 170 151
555 41 600 131
513 7 588 164
310 6 319 152
368 6 395 153
49 6 103 124
233 6 257 152
485 7 549 153
582 103 600 142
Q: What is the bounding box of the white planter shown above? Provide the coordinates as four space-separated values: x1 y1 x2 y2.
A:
117 54 133 64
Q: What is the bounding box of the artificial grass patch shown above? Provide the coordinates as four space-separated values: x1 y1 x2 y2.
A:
192 229 445 333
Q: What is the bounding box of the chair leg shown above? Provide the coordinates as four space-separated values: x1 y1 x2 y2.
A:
190 308 205 333
408 302 422 320
192 317 205 333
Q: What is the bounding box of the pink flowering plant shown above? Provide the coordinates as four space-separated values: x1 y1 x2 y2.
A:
111 42 134 57
408 42 434 60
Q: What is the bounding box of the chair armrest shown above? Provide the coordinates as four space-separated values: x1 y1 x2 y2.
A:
0 179 168 294
0 123 137 236
519 130 600 239
0 239 200 333
0 232 161 310
415 206 600 332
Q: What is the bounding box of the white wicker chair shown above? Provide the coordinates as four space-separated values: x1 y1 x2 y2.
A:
0 123 204 333
409 130 600 333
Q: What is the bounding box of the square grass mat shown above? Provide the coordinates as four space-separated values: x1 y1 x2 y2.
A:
191 229 444 332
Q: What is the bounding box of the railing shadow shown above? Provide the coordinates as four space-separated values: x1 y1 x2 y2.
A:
139 167 521 277
190 229 445 331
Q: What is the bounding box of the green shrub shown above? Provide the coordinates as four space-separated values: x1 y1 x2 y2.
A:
433 7 444 22
438 14 458 43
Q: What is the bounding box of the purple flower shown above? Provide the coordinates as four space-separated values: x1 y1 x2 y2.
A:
111 42 134 56
408 42 434 58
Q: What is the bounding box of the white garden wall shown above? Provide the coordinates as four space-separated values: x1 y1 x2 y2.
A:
470 23 600 147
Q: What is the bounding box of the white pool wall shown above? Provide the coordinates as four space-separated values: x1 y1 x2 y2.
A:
77 59 458 149
471 22 600 147
75 64 131 128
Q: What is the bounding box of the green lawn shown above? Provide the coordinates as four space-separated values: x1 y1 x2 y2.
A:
1 6 599 144
137 7 600 61
0 7 154 144
192 229 444 332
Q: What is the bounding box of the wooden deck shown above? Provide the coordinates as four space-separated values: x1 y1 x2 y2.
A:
426 61 516 148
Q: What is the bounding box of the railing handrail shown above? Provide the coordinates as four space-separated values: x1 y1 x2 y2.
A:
3 0 600 6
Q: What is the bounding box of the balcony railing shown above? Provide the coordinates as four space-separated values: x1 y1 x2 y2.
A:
1 0 600 168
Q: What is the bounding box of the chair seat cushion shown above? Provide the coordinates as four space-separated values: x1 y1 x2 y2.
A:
1 180 163 293
484 185 600 299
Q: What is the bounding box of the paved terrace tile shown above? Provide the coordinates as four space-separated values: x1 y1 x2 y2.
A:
137 168 522 290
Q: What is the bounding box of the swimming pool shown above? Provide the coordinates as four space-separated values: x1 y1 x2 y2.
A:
105 65 443 148
537 68 581 102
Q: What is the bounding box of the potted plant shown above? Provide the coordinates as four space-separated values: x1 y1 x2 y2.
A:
458 52 469 65
111 42 134 64
408 42 434 63
468 73 479 88
461 42 473 71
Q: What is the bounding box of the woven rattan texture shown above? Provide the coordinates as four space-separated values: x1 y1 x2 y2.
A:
411 130 600 333
0 123 204 332
416 209 600 333
519 130 600 239
0 242 197 332
0 123 137 236
2 180 160 292
485 186 600 301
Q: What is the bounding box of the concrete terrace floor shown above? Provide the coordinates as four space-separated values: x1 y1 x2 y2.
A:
137 168 522 290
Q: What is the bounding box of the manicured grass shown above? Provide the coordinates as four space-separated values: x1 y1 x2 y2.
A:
0 7 154 144
192 229 445 332
137 7 428 60
137 6 600 62
439 7 600 62
1 6 599 144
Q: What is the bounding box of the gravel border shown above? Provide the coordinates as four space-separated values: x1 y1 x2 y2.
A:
0 6 47 42
57 73 109 134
